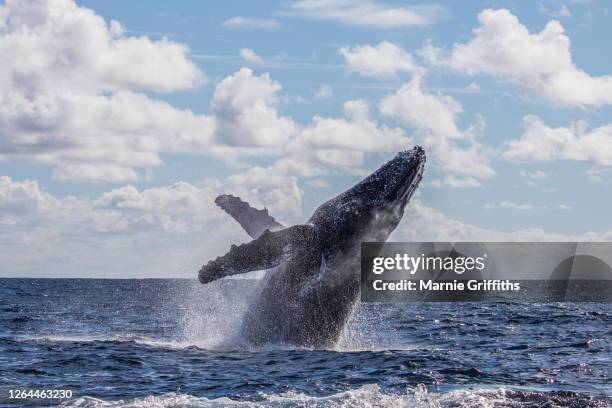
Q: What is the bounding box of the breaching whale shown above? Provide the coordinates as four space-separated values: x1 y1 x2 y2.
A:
199 147 426 348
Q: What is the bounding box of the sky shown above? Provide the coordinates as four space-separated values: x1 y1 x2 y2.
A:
1 0 612 278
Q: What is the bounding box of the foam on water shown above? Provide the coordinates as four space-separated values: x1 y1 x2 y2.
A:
19 334 222 351
59 384 608 408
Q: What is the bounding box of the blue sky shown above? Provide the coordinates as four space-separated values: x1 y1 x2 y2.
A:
1 0 612 277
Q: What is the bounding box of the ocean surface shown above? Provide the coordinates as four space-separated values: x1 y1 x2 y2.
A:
0 278 610 407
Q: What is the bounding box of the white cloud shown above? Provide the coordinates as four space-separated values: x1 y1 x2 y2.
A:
557 4 572 17
217 98 414 219
0 0 204 93
520 170 550 179
306 179 330 188
503 115 612 165
339 42 416 79
429 176 482 188
0 0 216 182
395 199 600 242
484 200 572 211
223 17 280 29
287 0 445 28
0 176 250 277
225 168 304 223
495 200 546 210
519 170 549 187
379 73 494 181
292 99 412 171
448 8 612 106
540 3 572 19
1 64 301 182
0 89 216 182
211 68 295 148
0 0 426 186
239 48 264 64
379 74 463 139
0 176 601 278
314 85 333 99
417 39 448 67
585 168 610 184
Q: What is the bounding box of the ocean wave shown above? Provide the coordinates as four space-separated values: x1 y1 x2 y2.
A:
16 334 321 353
58 384 608 408
17 334 225 350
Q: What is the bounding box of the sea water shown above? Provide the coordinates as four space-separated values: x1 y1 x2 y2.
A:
0 278 610 407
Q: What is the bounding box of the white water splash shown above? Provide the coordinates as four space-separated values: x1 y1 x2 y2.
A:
175 278 260 350
59 384 557 408
336 303 418 352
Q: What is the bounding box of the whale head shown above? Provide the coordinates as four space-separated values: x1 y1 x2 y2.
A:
309 146 426 244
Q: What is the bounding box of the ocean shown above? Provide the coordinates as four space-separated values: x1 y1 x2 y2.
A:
1 278 610 407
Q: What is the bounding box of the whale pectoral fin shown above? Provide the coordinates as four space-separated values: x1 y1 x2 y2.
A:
215 194 284 239
198 225 310 284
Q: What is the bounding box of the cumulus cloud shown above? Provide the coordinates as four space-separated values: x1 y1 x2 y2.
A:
519 169 550 187
340 42 417 79
0 176 602 278
0 176 233 235
540 3 572 19
210 97 415 222
223 17 280 29
211 68 295 148
217 98 413 219
380 74 463 139
585 168 610 184
0 0 204 93
487 200 546 211
503 115 612 165
306 179 330 188
556 4 572 18
292 99 412 171
417 39 448 67
1 0 298 184
0 0 468 189
379 74 494 181
239 48 264 64
484 200 572 211
429 176 482 188
314 85 333 99
520 170 550 180
287 0 445 28
449 8 612 106
225 168 304 222
0 176 249 277
0 0 215 182
0 0 428 219
395 199 602 242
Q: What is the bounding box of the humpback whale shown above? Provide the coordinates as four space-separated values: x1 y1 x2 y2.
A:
199 147 426 348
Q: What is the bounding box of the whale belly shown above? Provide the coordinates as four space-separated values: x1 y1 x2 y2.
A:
239 257 360 348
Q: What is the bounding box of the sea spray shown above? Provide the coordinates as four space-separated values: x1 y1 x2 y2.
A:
175 278 260 349
336 303 412 352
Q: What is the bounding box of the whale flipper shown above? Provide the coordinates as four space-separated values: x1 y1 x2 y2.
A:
198 225 312 284
215 194 284 239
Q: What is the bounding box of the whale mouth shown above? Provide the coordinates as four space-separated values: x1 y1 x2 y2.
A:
391 146 426 206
